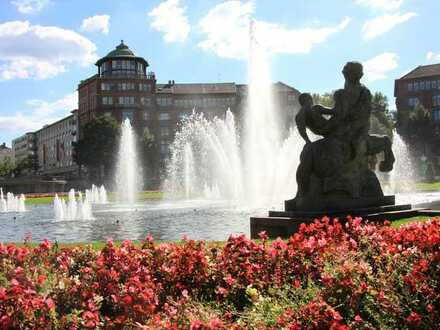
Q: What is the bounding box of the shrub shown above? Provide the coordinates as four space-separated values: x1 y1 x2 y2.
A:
0 217 439 329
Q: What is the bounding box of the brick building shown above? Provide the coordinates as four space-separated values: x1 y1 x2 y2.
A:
35 110 78 178
395 63 440 122
78 41 300 160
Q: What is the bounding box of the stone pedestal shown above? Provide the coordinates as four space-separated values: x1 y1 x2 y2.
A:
250 197 437 239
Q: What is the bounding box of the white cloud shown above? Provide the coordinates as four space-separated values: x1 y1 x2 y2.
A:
0 21 97 80
0 92 77 134
426 51 440 63
355 0 404 11
363 52 399 82
362 12 416 39
198 0 351 60
80 15 110 35
148 0 190 43
11 0 50 14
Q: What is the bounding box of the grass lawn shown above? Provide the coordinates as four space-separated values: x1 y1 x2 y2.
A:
25 190 165 205
415 181 440 191
390 215 431 227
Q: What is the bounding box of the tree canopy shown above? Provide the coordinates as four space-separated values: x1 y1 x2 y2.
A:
0 156 15 177
73 116 120 179
310 91 394 137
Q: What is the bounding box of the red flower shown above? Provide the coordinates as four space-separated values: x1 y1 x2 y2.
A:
45 297 55 309
406 311 422 325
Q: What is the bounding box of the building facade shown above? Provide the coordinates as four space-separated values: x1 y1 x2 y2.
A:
12 133 37 173
35 111 78 178
78 40 155 134
395 63 440 122
78 41 300 161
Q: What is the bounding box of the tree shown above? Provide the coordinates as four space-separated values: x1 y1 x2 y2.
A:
0 156 15 177
312 92 334 108
370 92 394 138
73 116 119 183
139 130 160 188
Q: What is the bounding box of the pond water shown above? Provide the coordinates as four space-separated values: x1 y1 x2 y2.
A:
1 191 440 243
0 199 258 243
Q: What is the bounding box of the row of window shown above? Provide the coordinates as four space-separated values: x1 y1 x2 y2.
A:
102 96 136 105
408 95 440 107
104 110 187 122
408 97 420 107
101 61 144 74
408 80 440 92
433 95 440 106
432 108 440 121
157 97 236 108
101 83 152 92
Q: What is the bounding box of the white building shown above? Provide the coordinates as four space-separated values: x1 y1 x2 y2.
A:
35 110 78 177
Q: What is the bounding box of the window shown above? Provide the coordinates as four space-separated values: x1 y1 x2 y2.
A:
426 81 431 90
433 108 440 121
141 97 151 106
117 83 135 90
413 82 419 91
433 81 437 89
408 97 419 107
118 96 135 105
143 111 150 120
157 97 173 107
139 83 151 92
102 96 113 105
159 112 171 120
160 127 170 137
137 63 143 73
420 81 425 90
160 141 169 154
433 95 440 106
101 83 112 91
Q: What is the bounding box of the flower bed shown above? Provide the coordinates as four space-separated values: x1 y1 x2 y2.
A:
1 217 439 329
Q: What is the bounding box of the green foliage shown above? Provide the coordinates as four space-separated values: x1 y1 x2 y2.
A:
0 156 15 177
370 92 394 137
73 116 119 178
312 92 334 107
139 130 160 182
312 91 395 137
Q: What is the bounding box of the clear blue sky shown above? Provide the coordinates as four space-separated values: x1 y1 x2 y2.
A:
0 0 438 146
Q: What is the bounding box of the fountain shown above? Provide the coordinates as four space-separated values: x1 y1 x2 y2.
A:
386 132 417 193
0 188 26 213
85 184 108 204
165 25 303 207
53 189 93 221
116 119 141 204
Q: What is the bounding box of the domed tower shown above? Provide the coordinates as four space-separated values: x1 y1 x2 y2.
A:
78 40 156 133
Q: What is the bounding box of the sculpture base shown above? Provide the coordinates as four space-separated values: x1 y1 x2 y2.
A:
250 202 440 239
285 195 395 212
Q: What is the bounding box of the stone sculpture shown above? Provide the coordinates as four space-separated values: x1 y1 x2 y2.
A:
287 62 395 211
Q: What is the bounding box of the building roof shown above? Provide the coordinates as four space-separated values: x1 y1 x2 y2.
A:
400 63 440 80
156 82 300 95
156 83 237 95
34 113 75 134
95 40 148 66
